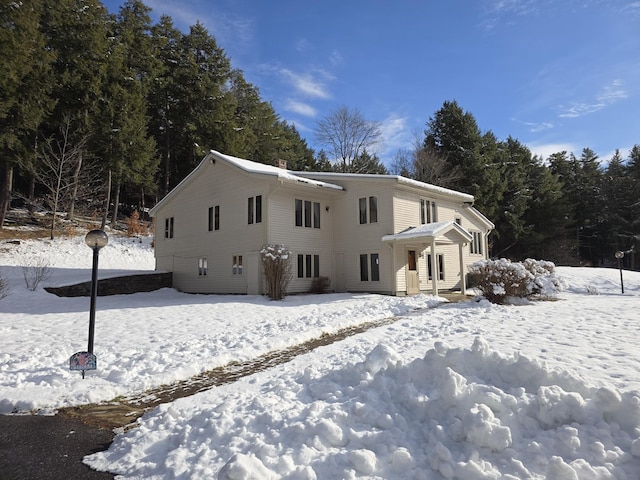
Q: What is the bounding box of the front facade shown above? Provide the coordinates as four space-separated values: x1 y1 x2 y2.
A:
149 150 493 296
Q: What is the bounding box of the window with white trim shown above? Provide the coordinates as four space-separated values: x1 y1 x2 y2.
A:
208 206 220 231
248 195 262 224
232 255 243 275
427 254 445 281
165 217 174 238
470 231 483 255
359 196 378 224
297 254 319 278
295 199 320 228
359 253 380 281
198 257 208 276
420 199 437 224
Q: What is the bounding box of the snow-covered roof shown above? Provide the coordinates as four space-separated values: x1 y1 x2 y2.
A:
150 151 344 216
209 150 344 191
463 204 495 230
381 221 473 243
296 171 474 203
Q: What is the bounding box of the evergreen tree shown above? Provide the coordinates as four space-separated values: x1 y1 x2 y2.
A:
602 150 634 255
175 21 235 177
489 137 532 258
423 101 505 241
315 150 334 172
94 0 159 225
276 122 316 171
0 0 53 227
423 100 482 192
149 15 184 197
350 149 387 174
520 156 569 262
575 148 604 264
626 145 640 268
40 0 109 219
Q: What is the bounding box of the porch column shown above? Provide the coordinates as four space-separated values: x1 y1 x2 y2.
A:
431 238 438 296
458 242 466 295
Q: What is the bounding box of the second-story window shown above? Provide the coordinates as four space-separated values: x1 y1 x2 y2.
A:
359 196 378 224
295 199 320 228
420 199 437 224
470 231 483 255
248 195 262 224
208 206 220 231
165 217 174 238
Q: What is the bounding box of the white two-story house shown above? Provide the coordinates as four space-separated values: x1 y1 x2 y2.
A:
149 150 493 296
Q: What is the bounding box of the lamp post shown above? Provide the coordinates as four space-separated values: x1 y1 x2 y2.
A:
70 229 108 379
85 229 109 353
615 250 625 294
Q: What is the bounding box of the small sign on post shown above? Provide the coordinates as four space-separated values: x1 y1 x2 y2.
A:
70 351 96 379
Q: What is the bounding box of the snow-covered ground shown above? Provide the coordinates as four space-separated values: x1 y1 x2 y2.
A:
1 233 639 479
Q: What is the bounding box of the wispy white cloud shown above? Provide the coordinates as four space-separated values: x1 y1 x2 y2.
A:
295 38 312 53
279 69 332 99
524 121 554 133
558 79 628 118
329 50 344 67
144 0 254 46
284 99 317 117
625 2 640 14
480 0 544 29
597 79 628 103
526 142 578 160
374 114 411 160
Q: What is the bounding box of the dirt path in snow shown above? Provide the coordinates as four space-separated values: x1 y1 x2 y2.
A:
58 316 399 430
59 294 468 431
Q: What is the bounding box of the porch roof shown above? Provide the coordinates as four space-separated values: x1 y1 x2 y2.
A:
381 221 473 245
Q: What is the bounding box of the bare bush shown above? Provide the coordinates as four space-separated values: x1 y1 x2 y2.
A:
22 257 52 291
261 244 292 300
310 276 330 294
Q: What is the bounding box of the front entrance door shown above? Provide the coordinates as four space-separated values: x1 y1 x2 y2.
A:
406 249 419 295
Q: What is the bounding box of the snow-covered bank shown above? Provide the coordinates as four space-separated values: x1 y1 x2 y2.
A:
2 235 640 478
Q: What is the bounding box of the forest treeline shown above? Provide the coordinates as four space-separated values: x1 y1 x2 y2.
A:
392 100 640 269
1 0 638 267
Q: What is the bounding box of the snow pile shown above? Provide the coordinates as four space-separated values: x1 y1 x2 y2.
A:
86 338 640 479
2 234 640 478
0 235 443 413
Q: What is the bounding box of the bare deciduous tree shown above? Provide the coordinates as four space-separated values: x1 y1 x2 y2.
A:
36 118 88 239
315 106 382 173
390 132 462 188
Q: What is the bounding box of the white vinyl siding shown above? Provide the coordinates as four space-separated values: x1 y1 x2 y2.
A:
151 155 492 296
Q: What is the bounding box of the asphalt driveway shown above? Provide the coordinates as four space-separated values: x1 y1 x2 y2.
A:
0 414 114 480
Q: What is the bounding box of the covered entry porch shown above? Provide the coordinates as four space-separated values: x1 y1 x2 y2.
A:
382 221 473 296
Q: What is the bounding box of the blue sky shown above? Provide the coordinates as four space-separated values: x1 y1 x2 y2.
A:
103 0 640 166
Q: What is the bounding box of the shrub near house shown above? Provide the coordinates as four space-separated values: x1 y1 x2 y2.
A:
468 258 564 304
